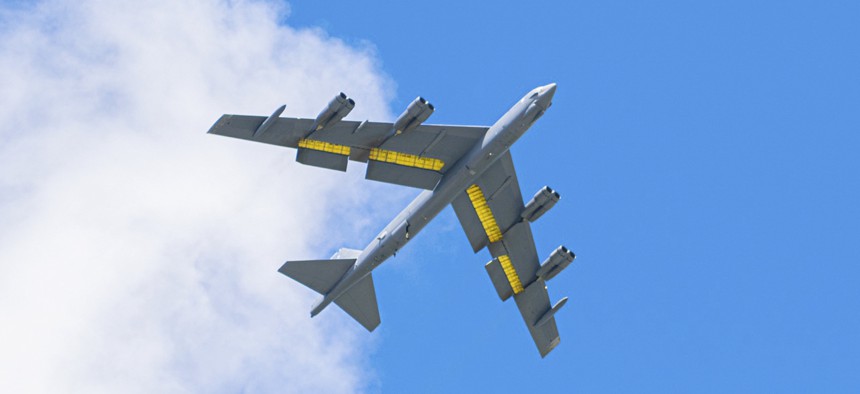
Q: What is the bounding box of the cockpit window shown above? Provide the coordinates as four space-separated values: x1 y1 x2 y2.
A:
530 92 540 99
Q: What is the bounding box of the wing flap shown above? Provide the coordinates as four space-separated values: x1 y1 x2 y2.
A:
452 191 489 252
499 221 540 286
296 148 349 172
365 161 442 190
485 257 515 301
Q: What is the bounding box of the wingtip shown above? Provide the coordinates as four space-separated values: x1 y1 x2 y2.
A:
206 115 230 135
277 260 291 275
540 336 561 358
365 320 381 332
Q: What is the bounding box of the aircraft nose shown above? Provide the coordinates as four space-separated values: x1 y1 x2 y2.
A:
537 83 557 109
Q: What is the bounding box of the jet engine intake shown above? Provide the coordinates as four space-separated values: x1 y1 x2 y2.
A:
521 186 560 222
393 96 434 134
536 246 575 281
313 92 355 131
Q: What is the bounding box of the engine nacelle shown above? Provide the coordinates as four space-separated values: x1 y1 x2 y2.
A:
520 186 560 222
393 96 434 134
536 246 575 281
313 92 355 131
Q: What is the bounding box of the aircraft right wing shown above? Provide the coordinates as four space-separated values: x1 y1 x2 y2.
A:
451 151 573 357
208 113 488 190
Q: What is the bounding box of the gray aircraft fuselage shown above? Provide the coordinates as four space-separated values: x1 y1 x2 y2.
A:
311 83 557 316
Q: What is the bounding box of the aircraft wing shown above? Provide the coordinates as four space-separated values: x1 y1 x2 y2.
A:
451 151 563 357
208 113 488 189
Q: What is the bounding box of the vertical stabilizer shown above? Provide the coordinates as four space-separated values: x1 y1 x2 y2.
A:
331 248 363 260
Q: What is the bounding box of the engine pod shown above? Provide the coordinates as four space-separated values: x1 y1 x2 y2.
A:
521 186 560 222
536 245 575 281
312 92 355 131
393 96 434 134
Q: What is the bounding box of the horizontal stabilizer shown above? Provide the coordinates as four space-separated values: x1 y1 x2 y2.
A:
278 258 355 295
334 273 381 332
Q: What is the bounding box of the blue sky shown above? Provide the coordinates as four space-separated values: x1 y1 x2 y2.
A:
288 1 860 392
1 1 857 392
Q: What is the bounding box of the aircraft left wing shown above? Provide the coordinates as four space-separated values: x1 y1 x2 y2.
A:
451 151 573 357
208 111 488 190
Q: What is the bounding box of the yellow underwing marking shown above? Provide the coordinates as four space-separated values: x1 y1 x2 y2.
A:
466 185 503 242
467 184 524 294
369 148 445 171
498 254 524 294
298 139 351 156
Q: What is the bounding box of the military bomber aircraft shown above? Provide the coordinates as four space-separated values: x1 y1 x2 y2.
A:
208 83 576 357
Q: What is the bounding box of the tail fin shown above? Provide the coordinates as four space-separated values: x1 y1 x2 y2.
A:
334 273 380 331
278 248 380 332
330 247 362 260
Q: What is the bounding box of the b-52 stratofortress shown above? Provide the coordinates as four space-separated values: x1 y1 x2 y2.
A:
208 83 576 357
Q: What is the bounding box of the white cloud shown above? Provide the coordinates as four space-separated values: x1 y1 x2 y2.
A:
0 1 396 392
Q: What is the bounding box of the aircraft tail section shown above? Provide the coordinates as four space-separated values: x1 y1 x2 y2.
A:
331 247 362 260
278 247 380 332
278 258 355 295
334 273 380 331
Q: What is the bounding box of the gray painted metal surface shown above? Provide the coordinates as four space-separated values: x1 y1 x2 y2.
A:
209 83 577 357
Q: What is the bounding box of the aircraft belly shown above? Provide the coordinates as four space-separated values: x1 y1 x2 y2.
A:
238 83 568 356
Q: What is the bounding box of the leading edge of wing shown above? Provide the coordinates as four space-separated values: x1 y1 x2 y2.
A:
209 113 489 172
208 113 488 153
